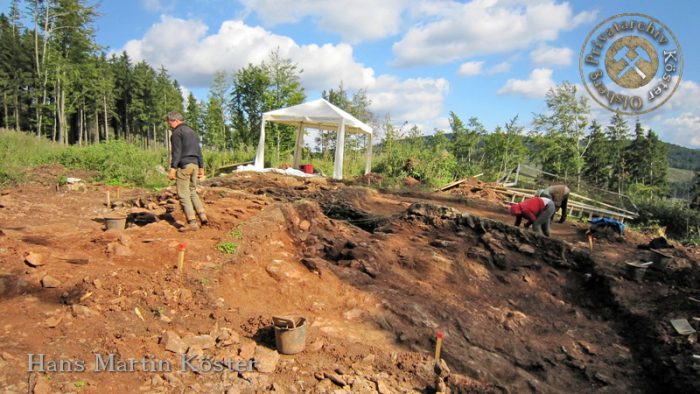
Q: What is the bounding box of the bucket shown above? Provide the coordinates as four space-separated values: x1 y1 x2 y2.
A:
104 216 127 231
649 249 672 270
273 315 307 355
300 164 314 174
625 261 652 282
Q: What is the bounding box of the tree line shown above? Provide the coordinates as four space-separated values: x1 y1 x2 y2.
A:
443 83 670 200
0 0 185 147
0 0 311 161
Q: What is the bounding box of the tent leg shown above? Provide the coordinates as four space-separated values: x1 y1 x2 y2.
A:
333 118 346 180
293 122 304 169
364 133 372 175
254 120 266 169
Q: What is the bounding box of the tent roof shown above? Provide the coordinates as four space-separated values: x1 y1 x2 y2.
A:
262 98 372 135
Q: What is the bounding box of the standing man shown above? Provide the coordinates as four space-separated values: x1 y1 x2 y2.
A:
509 196 556 236
166 111 208 232
536 185 570 223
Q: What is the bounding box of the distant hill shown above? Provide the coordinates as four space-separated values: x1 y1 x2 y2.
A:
665 142 700 171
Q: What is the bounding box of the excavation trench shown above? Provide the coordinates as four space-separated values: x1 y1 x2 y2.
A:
282 199 689 393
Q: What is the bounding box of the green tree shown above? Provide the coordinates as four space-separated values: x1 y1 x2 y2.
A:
111 52 133 140
532 82 590 185
449 112 481 167
230 63 269 147
203 96 226 150
582 120 610 186
50 0 100 144
607 113 630 193
646 129 668 191
691 172 700 210
482 116 528 177
624 120 650 185
185 93 203 133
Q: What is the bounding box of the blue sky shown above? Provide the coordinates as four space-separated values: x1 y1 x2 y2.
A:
4 0 698 147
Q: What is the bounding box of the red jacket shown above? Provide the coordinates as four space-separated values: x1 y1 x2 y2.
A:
511 197 546 224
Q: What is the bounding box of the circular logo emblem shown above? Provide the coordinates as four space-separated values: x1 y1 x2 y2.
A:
579 13 683 115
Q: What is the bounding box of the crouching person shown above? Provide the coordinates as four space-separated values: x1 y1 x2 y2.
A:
536 184 570 223
509 196 556 236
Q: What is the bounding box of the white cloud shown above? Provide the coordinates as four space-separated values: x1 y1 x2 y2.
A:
458 60 510 77
498 68 555 99
663 113 700 147
121 16 373 90
141 0 174 13
458 61 484 76
530 44 573 66
490 61 511 74
663 80 700 111
240 0 408 43
367 76 450 126
120 16 449 132
651 81 700 147
393 0 596 66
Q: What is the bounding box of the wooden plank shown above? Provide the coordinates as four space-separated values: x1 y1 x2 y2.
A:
434 177 469 192
570 192 637 215
217 160 254 172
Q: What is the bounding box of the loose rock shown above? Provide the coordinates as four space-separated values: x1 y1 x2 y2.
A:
239 341 256 360
184 334 216 350
162 331 188 354
254 347 280 373
40 275 61 288
24 252 44 267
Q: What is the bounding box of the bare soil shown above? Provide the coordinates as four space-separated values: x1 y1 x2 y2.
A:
1 169 699 393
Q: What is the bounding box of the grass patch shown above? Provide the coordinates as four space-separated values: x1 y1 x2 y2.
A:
73 380 87 388
216 241 238 254
0 130 169 189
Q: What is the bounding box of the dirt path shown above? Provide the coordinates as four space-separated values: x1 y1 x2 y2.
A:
0 170 698 393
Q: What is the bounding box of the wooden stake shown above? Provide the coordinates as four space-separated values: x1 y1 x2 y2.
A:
434 330 444 361
588 234 593 252
116 186 121 200
106 190 111 208
177 243 186 273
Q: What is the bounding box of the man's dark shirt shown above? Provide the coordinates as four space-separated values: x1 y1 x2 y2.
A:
170 123 203 169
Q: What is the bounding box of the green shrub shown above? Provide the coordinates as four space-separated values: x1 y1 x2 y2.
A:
632 199 700 241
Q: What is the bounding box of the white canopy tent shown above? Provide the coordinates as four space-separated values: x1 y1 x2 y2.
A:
253 98 373 180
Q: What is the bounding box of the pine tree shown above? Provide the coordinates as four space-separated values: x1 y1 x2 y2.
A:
646 129 669 191
582 120 610 186
185 93 202 133
204 96 226 150
606 113 631 193
624 120 650 184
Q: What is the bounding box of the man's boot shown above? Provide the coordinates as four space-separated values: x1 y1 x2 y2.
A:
198 213 209 225
179 220 199 232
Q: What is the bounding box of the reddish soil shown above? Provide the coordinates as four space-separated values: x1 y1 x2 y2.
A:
0 169 699 393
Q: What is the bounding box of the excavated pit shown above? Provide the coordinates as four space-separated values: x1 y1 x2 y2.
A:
278 196 700 393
